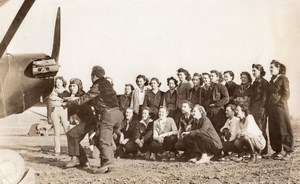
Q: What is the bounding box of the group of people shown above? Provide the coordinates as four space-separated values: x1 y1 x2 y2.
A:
47 59 293 174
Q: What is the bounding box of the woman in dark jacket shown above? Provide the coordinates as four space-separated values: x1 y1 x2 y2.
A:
134 107 154 160
143 78 164 120
181 105 223 164
233 72 252 109
250 64 269 156
118 84 134 115
115 108 139 158
266 60 293 160
163 77 178 119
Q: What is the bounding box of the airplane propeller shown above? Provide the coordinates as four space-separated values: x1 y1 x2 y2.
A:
0 0 36 58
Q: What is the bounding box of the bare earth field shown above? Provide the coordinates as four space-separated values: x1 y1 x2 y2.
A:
0 107 299 184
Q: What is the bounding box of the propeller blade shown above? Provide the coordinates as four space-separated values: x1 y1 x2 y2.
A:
51 7 61 63
0 0 36 58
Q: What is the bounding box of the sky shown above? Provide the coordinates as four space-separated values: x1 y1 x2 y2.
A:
1 0 300 118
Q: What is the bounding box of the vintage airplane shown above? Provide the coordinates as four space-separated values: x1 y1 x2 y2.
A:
0 0 61 183
0 0 60 118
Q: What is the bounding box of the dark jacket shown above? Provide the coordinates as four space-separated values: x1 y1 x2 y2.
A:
68 77 119 115
118 116 139 141
134 119 154 142
178 114 193 132
118 93 132 114
176 81 193 109
250 77 269 114
190 116 223 149
188 85 202 106
163 90 177 115
143 90 164 116
202 83 229 112
225 81 238 103
266 75 290 112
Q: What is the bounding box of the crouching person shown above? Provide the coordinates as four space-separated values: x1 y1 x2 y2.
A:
234 105 266 162
149 107 178 161
115 108 139 158
219 104 240 160
134 107 154 159
175 100 193 160
182 105 223 164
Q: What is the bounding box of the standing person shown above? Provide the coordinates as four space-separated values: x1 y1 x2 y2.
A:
188 73 203 106
64 78 98 168
143 78 164 120
115 108 139 158
234 105 266 162
233 72 252 108
134 107 154 160
266 60 293 160
176 68 193 126
181 105 223 164
149 107 178 160
118 84 134 115
65 66 124 174
223 71 238 105
250 64 269 157
201 72 229 133
48 76 70 156
131 75 149 119
163 77 178 119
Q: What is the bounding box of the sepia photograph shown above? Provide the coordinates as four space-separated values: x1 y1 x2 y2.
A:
0 0 300 183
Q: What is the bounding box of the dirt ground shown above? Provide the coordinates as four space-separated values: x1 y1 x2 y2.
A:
0 106 299 184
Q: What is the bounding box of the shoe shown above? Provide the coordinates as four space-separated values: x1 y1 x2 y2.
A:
169 152 176 161
92 163 114 174
282 152 293 161
65 157 80 168
271 152 284 160
145 151 151 160
232 156 243 162
150 153 156 161
53 152 60 156
249 154 257 163
261 154 270 159
80 162 91 169
188 158 198 163
195 154 211 164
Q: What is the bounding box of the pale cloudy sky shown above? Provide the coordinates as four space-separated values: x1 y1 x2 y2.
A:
1 0 300 118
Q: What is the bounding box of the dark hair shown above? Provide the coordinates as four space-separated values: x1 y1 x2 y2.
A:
69 78 85 96
167 76 178 87
91 65 105 78
238 104 250 117
177 68 191 81
150 77 161 87
54 76 67 88
136 75 149 86
202 72 210 77
223 70 235 80
210 70 223 82
226 104 236 112
240 71 252 83
125 84 135 91
271 60 286 75
192 73 204 86
252 64 266 77
182 100 193 109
